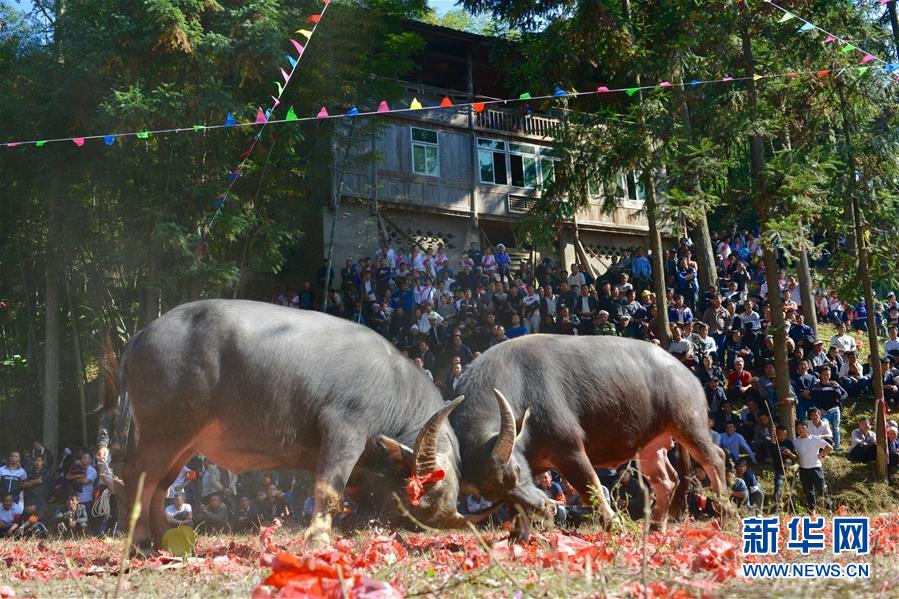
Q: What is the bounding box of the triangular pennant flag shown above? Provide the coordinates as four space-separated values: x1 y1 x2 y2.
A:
625 88 639 96
752 74 763 80
35 140 46 147
816 69 830 77
271 96 281 108
290 39 305 55
824 34 837 44
297 29 312 40
722 76 734 81
346 107 359 116
858 66 870 74
255 108 267 124
280 68 291 85
265 108 272 120
286 54 298 68
317 106 329 118
658 81 672 87
103 135 116 145
553 86 567 96
225 113 237 126
597 86 610 92
860 53 875 64
410 97 423 110
778 12 795 22
307 14 321 23
440 96 453 107
472 102 485 112
240 147 252 158
193 125 206 131
73 138 85 146
689 80 701 86
136 131 150 139
883 63 899 72
798 23 815 32
228 170 241 182
276 82 284 96
286 106 298 121
377 101 390 113
323 0 330 5
5 143 20 147
787 72 797 79
840 43 857 54
881 0 890 4
519 92 532 99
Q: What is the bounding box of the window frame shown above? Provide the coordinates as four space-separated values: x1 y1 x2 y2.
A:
410 126 440 177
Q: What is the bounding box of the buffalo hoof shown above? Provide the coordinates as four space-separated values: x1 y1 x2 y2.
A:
129 539 159 559
508 514 531 544
303 526 333 550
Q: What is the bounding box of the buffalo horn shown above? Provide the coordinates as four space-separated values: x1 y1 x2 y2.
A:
413 395 465 476
491 389 518 464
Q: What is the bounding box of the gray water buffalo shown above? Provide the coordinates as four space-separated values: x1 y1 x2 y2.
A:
100 300 469 550
450 334 727 538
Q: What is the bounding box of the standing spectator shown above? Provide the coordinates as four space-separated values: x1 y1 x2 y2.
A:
67 451 97 516
773 425 798 510
0 452 27 505
23 440 53 472
793 421 833 513
21 455 49 517
811 367 846 451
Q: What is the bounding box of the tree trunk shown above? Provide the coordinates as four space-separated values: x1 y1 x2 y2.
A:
739 0 794 437
43 173 61 455
837 84 887 478
643 173 671 347
888 1 899 62
797 242 817 334
65 274 88 447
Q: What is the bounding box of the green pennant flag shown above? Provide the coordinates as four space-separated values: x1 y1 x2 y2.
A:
276 81 284 96
286 106 298 121
136 131 150 139
625 87 640 96
778 12 795 23
839 44 857 54
519 92 532 100
35 141 46 147
858 66 869 75
193 125 206 131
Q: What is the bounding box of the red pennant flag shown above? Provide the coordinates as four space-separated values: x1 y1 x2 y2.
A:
290 39 304 55
323 0 330 5
307 14 321 23
317 106 329 118
240 147 252 158
816 69 830 77
787 73 797 79
73 137 85 147
472 102 485 113
255 109 267 124
440 96 453 107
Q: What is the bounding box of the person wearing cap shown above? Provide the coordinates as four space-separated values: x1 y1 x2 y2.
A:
807 338 828 369
495 244 511 280
593 310 618 336
617 313 635 338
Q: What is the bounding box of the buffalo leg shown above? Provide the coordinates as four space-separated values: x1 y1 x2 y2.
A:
554 448 615 528
148 447 197 547
304 434 366 548
638 439 678 530
674 430 729 514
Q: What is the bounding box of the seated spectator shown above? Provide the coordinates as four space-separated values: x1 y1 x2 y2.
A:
726 358 754 404
735 459 764 515
830 323 857 355
506 314 528 339
687 465 717 520
718 421 756 465
0 494 23 537
233 495 259 532
256 483 289 524
726 468 749 511
837 351 870 396
53 495 89 537
165 493 193 528
612 465 648 521
20 454 49 518
724 331 754 372
885 325 899 357
667 326 693 362
561 479 592 527
695 354 724 387
705 377 727 415
196 494 230 532
793 420 833 513
887 426 899 472
12 502 48 538
848 418 878 464
534 470 567 526
67 451 97 515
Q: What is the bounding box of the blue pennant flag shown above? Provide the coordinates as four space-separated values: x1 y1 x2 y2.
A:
286 54 298 69
227 170 241 181
798 23 816 32
883 63 899 72
224 112 237 126
212 199 226 207
103 135 116 145
346 107 359 116
553 86 567 97
690 80 702 86
265 108 272 119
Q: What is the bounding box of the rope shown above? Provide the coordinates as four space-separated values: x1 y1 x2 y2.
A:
93 488 113 518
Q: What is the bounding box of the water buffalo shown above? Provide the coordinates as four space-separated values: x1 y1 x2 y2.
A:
450 334 727 538
100 299 470 550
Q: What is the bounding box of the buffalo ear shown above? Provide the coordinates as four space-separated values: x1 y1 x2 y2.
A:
378 435 414 472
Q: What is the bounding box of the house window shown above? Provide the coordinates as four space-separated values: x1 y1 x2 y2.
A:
411 127 439 176
509 142 538 188
538 147 558 187
477 139 507 184
588 171 645 204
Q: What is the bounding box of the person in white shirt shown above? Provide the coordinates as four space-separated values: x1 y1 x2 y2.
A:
793 421 832 512
0 451 27 506
523 286 541 333
667 326 693 358
165 493 193 528
417 307 443 334
884 325 899 357
805 409 834 445
847 418 877 463
167 466 192 499
830 323 857 354
567 263 585 289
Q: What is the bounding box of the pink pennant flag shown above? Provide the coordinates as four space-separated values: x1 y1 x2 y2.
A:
323 0 330 5
377 101 390 113
860 54 875 65
824 34 837 43
290 39 304 55
255 108 267 124
722 76 734 81
596 86 610 92
881 0 890 4
271 96 281 108
73 138 85 147
658 81 672 87
280 68 291 84
5 142 20 147
317 106 329 118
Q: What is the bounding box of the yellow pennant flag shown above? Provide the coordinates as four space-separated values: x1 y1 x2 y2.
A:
753 74 763 80
296 29 312 39
410 97 423 110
